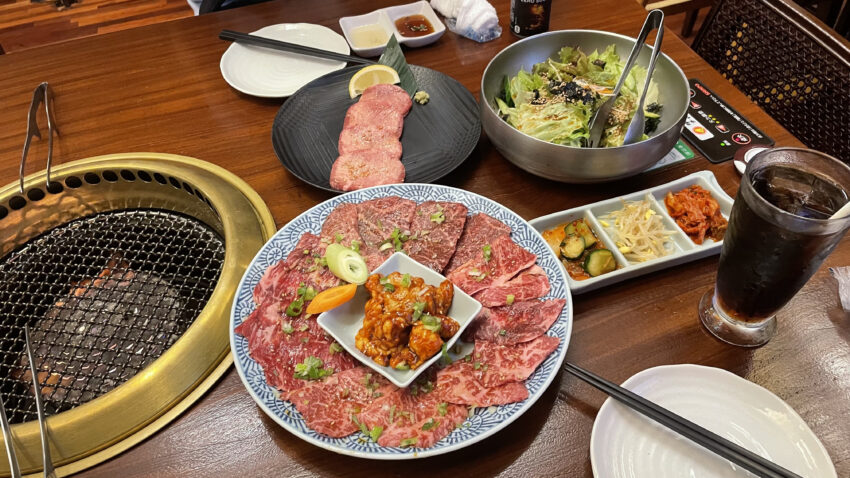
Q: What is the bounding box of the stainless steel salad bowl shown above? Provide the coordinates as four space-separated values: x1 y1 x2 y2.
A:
480 29 689 183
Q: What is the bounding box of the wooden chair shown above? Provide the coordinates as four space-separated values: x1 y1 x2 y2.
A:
692 0 850 161
641 0 716 37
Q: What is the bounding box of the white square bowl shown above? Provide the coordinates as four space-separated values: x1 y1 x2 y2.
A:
385 1 446 48
317 252 481 388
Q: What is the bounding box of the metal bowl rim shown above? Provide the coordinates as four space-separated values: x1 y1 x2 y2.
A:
479 28 689 151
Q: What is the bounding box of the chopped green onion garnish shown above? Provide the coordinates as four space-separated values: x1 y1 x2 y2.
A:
281 321 294 334
394 361 409 371
329 342 343 354
430 211 445 224
369 426 383 442
399 437 418 447
412 302 426 320
298 323 309 332
335 232 344 243
440 343 452 365
350 240 361 253
437 402 448 416
401 273 411 287
473 361 481 370
499 329 507 336
506 294 515 305
294 356 333 380
421 314 441 332
483 244 492 262
285 298 304 317
421 418 439 431
380 276 395 292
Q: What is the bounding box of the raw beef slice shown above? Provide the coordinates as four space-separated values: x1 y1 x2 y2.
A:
435 361 528 406
360 387 467 448
473 265 550 307
472 335 560 387
283 367 395 438
360 84 413 115
329 150 405 192
320 203 363 249
403 201 468 272
462 298 566 346
445 213 512 273
338 123 404 156
447 234 537 296
356 196 417 270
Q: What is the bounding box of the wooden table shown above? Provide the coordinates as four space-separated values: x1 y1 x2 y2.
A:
1 0 847 476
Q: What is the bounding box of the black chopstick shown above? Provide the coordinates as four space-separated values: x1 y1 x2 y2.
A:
565 362 802 478
219 30 375 65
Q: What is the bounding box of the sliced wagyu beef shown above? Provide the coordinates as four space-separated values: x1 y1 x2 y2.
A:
359 386 467 448
447 234 537 296
356 197 417 271
462 299 566 346
473 265 550 307
320 203 363 249
283 367 395 438
472 336 560 387
444 213 511 274
435 362 528 406
403 201 468 272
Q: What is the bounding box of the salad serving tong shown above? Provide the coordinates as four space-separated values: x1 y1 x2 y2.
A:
0 325 57 478
586 9 664 148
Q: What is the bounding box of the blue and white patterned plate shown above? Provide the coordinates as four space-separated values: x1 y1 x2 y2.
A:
230 183 573 459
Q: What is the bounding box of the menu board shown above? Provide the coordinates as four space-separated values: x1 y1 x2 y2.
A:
682 79 774 163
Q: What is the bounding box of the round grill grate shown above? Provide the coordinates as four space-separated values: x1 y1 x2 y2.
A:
0 209 225 424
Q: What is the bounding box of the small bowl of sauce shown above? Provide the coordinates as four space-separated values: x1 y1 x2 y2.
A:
394 14 435 37
349 24 391 49
387 1 445 48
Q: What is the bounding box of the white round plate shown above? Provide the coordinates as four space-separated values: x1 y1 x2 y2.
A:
591 364 836 477
220 23 350 98
230 183 573 459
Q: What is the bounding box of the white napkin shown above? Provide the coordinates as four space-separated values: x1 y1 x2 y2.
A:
830 267 850 311
431 0 502 42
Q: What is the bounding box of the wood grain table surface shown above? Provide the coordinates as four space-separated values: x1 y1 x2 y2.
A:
0 0 848 476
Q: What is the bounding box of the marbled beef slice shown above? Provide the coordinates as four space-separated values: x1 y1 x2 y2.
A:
403 201 468 272
462 298 566 345
444 213 511 274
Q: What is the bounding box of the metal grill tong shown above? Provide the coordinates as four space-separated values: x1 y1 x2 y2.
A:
20 82 59 194
1 326 57 478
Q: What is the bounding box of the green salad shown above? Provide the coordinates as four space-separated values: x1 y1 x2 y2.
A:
496 44 662 148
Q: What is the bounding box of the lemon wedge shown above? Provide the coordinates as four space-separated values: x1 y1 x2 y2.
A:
348 64 400 98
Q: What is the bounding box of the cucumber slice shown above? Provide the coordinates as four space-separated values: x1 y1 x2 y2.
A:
583 249 616 277
324 243 369 284
574 221 597 248
559 235 586 260
564 222 578 236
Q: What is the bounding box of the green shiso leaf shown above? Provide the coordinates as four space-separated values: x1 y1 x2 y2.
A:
378 35 417 97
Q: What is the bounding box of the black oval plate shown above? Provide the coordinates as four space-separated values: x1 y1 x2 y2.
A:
272 65 481 193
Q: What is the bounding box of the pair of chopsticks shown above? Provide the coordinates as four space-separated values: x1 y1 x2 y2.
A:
565 362 802 478
219 29 375 65
0 326 57 478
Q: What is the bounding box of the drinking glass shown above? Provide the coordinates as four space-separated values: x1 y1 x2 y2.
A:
699 147 850 347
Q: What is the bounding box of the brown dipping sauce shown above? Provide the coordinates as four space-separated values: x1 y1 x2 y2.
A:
394 14 434 37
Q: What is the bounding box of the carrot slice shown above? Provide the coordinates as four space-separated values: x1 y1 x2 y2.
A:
306 283 358 314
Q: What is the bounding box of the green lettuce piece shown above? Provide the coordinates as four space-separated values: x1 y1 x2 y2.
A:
509 69 545 106
510 102 592 146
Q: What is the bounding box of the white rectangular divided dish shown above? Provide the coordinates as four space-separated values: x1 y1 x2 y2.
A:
529 170 734 294
316 252 481 388
339 1 446 57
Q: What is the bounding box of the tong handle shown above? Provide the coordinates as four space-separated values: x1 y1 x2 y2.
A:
586 9 664 147
25 326 57 478
20 82 59 194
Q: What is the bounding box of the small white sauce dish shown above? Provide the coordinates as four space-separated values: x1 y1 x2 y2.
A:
339 1 446 57
316 252 481 388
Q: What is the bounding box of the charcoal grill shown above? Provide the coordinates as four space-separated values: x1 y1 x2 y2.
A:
0 153 275 476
